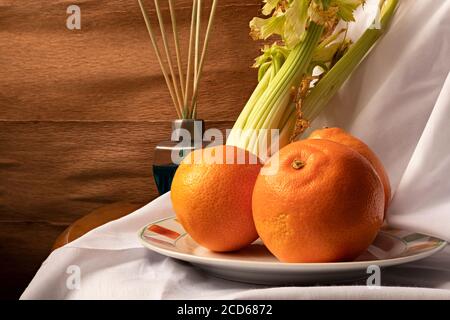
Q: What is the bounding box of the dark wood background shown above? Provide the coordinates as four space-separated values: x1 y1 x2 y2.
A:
0 0 261 298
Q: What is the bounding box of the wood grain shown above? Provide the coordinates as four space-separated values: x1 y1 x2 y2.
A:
52 202 143 250
0 0 261 121
0 0 263 298
0 120 234 223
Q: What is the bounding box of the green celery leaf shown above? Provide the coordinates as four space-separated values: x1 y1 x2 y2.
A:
313 41 342 62
249 14 286 40
332 0 365 22
253 43 290 67
262 0 282 16
284 0 310 48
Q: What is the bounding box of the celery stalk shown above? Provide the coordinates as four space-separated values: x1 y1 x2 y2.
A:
232 65 274 130
251 22 324 130
227 0 394 156
229 23 324 152
301 0 398 123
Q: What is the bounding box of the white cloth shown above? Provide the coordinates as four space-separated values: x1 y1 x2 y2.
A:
21 0 450 299
309 0 450 241
20 193 450 299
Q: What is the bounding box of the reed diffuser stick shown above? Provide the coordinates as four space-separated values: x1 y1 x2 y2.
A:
194 0 202 87
137 0 182 117
154 0 184 110
184 0 198 116
191 0 218 117
168 0 185 102
138 0 217 119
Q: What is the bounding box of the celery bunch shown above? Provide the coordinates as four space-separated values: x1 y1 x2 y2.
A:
227 0 398 158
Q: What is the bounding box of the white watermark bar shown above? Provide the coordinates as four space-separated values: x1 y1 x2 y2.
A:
66 5 81 30
170 128 281 175
66 264 81 290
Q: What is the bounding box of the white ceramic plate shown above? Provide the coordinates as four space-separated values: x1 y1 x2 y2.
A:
139 216 447 285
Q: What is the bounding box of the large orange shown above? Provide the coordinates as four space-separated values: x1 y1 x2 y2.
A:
252 139 384 263
308 127 391 211
171 145 261 252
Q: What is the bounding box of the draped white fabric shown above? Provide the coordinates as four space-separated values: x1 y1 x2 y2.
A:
21 0 450 299
20 193 450 299
308 0 450 240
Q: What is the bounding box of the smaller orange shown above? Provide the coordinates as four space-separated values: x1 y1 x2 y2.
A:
308 127 391 212
171 145 261 252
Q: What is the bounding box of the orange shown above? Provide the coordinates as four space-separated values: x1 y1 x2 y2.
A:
252 139 384 263
171 145 261 252
308 127 391 211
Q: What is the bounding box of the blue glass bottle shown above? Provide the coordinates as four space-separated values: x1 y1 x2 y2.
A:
152 119 205 195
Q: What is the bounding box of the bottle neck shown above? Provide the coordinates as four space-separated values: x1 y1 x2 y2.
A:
171 119 205 142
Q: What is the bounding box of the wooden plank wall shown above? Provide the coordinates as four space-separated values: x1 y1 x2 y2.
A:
0 0 261 298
